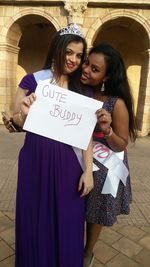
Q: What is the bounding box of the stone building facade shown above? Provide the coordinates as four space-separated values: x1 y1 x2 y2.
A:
0 0 150 136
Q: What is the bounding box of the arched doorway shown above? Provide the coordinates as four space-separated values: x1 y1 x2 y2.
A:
93 17 149 119
9 14 56 83
1 14 57 114
17 15 56 75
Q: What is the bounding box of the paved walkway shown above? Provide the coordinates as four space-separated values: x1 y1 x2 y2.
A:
0 125 150 267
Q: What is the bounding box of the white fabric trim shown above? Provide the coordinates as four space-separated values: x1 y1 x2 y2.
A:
72 142 129 198
93 141 129 197
33 69 52 83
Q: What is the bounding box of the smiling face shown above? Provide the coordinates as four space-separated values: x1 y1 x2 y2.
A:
80 52 107 86
63 41 84 74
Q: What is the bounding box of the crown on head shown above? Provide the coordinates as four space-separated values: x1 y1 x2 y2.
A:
59 23 84 38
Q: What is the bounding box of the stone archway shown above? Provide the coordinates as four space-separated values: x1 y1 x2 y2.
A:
86 9 150 135
15 15 57 74
0 7 60 39
86 9 150 46
0 8 60 116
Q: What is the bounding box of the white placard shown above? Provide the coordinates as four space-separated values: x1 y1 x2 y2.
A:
23 79 103 150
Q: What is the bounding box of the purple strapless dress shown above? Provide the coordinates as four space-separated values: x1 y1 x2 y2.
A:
15 70 85 267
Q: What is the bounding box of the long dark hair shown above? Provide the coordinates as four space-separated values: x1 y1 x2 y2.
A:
44 30 87 94
89 43 137 141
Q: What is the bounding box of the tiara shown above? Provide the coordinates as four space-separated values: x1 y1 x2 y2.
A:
59 23 84 38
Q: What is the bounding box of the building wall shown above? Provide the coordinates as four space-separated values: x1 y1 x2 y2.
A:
0 0 150 136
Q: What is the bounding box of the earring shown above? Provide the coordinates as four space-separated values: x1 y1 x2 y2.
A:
51 59 55 72
101 82 105 92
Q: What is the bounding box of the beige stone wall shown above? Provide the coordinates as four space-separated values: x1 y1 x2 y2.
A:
0 0 150 135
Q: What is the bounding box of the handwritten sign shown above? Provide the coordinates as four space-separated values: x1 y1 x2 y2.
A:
23 79 103 150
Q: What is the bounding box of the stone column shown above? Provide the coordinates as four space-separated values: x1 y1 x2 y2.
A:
136 49 150 136
64 1 88 25
0 43 20 122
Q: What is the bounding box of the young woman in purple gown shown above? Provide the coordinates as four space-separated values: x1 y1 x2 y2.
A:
12 24 94 267
80 43 137 267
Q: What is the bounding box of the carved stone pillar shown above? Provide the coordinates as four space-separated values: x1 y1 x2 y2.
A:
136 49 150 136
64 1 88 25
0 43 20 120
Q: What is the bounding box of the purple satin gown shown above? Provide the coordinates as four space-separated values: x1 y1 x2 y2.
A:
15 70 85 267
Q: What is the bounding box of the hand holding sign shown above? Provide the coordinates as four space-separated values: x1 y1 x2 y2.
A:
21 93 36 116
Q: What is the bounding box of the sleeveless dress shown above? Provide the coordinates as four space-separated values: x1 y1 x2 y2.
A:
15 70 85 267
85 96 132 226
